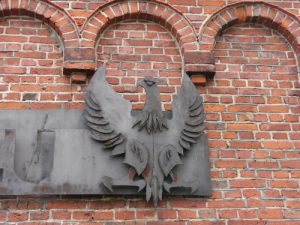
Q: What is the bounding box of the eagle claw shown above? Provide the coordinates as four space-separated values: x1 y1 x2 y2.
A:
163 180 199 193
102 176 146 192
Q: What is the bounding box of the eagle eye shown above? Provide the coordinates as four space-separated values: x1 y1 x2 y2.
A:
145 80 155 86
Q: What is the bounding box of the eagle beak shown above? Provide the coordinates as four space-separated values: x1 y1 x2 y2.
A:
154 77 161 84
137 80 144 87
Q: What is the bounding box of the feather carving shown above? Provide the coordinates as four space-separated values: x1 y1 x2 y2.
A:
159 145 182 177
84 91 125 149
169 73 205 154
84 67 133 153
124 140 148 175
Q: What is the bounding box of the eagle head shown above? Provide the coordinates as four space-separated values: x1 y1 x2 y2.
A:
133 76 168 133
138 76 160 89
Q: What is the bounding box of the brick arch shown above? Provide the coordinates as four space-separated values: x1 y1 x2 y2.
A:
0 0 83 74
82 0 199 61
0 0 79 48
199 1 300 57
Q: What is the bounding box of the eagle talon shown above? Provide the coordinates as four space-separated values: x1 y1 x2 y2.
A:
102 176 146 192
163 180 199 194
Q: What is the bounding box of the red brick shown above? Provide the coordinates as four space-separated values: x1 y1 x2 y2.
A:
70 73 87 84
284 210 300 219
259 105 289 113
178 210 197 219
263 189 281 198
30 68 61 75
282 190 300 198
129 199 167 208
257 171 272 179
93 211 113 220
270 180 299 188
260 124 291 131
249 161 279 169
263 141 293 149
0 35 27 42
205 105 226 112
148 222 185 225
170 199 206 208
169 0 196 6
215 160 246 168
9 212 28 222
259 209 283 219
115 211 135 220
227 124 257 131
286 200 300 209
51 211 71 220
89 200 126 209
0 102 28 109
219 209 237 219
230 180 266 188
16 52 47 59
239 209 257 219
72 211 94 220
0 212 6 222
230 141 260 149
243 189 261 198
224 190 242 198
30 211 49 220
207 200 245 208
273 171 290 179
248 199 284 208
281 161 300 169
158 210 177 219
228 221 265 225
191 75 206 84
46 200 87 209
136 210 156 219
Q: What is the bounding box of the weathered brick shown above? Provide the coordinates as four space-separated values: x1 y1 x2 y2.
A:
230 180 266 188
227 124 257 131
115 211 135 220
46 200 87 209
207 200 245 208
30 211 49 220
215 160 247 168
9 212 28 222
158 210 177 219
51 211 71 220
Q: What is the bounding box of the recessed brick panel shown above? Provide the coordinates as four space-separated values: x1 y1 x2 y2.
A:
205 23 299 218
97 19 182 110
0 17 84 110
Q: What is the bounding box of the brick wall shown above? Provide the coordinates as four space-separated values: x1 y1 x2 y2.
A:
97 19 182 110
0 0 299 224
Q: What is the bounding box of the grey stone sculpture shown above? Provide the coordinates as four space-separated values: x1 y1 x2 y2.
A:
85 67 209 205
0 67 211 203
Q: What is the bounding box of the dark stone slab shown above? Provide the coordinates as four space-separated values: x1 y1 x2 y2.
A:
0 110 211 197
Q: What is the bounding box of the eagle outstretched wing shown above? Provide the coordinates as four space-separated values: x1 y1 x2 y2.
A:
85 67 148 176
84 66 133 155
160 73 205 175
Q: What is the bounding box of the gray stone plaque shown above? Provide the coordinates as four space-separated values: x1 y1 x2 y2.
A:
0 67 211 205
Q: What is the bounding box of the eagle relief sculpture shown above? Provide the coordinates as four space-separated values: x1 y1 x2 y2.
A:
84 66 208 205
